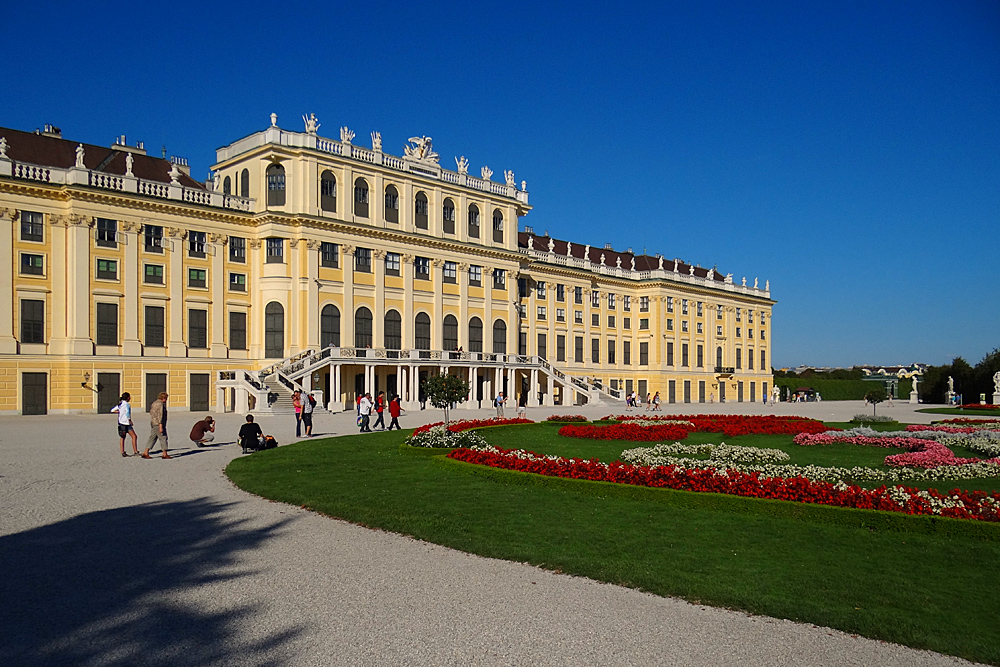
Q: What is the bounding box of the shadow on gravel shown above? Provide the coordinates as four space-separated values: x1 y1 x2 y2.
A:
0 498 302 666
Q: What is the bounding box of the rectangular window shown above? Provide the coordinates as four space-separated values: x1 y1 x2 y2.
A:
556 308 566 322
20 210 44 242
443 261 457 284
591 338 600 363
736 348 742 369
189 231 207 258
229 273 246 291
517 304 526 318
518 278 529 299
760 329 766 341
697 322 703 334
640 296 649 312
556 335 566 362
682 320 689 332
697 344 704 368
230 311 247 350
266 238 284 263
144 225 164 253
639 341 649 366
189 309 208 349
736 308 742 321
607 315 615 328
591 291 600 307
385 252 400 276
21 253 44 276
537 333 547 359
682 299 689 315
96 218 117 248
748 328 753 339
761 350 766 371
493 269 506 289
748 311 754 324
21 299 45 343
697 301 703 317
96 259 118 280
623 317 630 330
415 256 430 280
468 265 482 286
607 339 616 364
96 303 118 346
717 325 723 336
519 331 527 355
592 313 600 327
537 306 546 320
574 286 583 304
749 348 755 370
761 313 767 325
536 281 546 298
666 297 674 313
355 247 372 272
188 268 207 288
144 264 164 284
639 318 649 330
623 340 631 365
736 327 742 338
608 293 616 309
321 242 339 268
666 319 673 331
575 310 583 324
623 295 631 311
575 336 584 363
718 305 724 320
230 236 246 263
667 342 674 366
556 284 565 302
682 343 689 367
144 306 165 347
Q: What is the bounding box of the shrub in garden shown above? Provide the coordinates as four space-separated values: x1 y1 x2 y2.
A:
546 414 588 422
851 414 897 423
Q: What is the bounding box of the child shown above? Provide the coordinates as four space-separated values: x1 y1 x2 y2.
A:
111 392 139 457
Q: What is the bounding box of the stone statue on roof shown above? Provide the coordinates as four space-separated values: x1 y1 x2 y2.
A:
0 137 7 158
371 131 382 151
404 136 439 163
125 152 134 177
630 257 635 271
340 126 355 144
75 144 85 168
504 170 515 187
521 180 527 191
754 277 759 288
707 268 714 280
673 260 679 273
566 241 572 256
765 280 769 290
302 113 320 135
584 245 590 261
742 276 747 286
455 156 469 174
615 256 621 269
527 236 533 250
600 253 606 266
169 162 180 184
689 264 695 275
657 256 664 270
481 165 493 181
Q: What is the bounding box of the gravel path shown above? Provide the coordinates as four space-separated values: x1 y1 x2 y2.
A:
0 401 980 666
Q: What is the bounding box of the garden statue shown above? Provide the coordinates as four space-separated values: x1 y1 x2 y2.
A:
994 371 1000 393
948 376 954 393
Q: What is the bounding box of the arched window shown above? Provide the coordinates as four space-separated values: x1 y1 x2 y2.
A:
468 316 483 352
320 170 337 212
442 198 456 235
240 169 249 197
223 175 231 195
384 185 399 224
414 313 431 350
415 191 429 230
492 320 507 354
384 310 401 349
320 304 340 347
355 307 373 348
468 204 480 238
264 302 284 358
716 347 723 370
492 209 504 243
266 164 286 206
443 314 458 351
354 177 369 218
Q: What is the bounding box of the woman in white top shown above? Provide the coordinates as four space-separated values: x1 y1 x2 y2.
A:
110 392 140 457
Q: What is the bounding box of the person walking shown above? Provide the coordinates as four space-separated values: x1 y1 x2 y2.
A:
645 392 652 411
141 392 171 460
111 392 139 457
189 415 216 447
292 390 303 438
372 391 386 430
387 394 403 430
652 391 661 411
495 391 505 418
301 392 315 436
358 392 373 432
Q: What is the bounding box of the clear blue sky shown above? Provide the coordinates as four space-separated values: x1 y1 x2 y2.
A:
4 1 997 368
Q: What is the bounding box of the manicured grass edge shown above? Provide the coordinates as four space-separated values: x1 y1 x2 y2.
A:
917 407 1000 417
431 455 1000 541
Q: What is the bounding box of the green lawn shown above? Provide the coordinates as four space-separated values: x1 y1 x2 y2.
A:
918 407 1000 417
226 422 1000 665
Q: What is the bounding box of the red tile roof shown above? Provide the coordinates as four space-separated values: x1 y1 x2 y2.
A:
0 126 204 189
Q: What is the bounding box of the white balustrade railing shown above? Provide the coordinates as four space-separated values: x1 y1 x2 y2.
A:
13 163 52 182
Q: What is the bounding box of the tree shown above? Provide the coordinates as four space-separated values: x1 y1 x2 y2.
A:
421 373 470 426
864 387 887 416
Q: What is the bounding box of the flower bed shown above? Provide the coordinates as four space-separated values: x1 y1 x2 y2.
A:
545 414 588 422
559 422 690 442
600 414 831 437
958 404 1000 410
410 417 532 437
447 445 1000 522
794 427 998 469
407 417 533 448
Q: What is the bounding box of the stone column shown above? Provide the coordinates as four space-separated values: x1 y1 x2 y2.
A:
167 227 187 357
122 220 142 356
546 374 555 407
373 249 385 347
529 368 540 407
305 239 321 349
466 366 477 409
210 233 228 357
0 209 18 353
341 244 355 348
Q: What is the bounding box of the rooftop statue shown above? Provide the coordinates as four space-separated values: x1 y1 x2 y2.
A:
125 152 134 177
340 126 355 144
455 155 469 174
673 260 679 273
707 268 714 280
630 257 635 271
302 113 320 135
75 144 85 168
0 136 7 158
566 241 572 256
765 279 769 290
371 131 382 151
689 264 695 275
521 180 527 191
481 165 493 181
404 136 439 163
754 277 759 288
169 162 180 184
657 256 664 270
742 276 747 286
527 236 533 250
584 244 590 261
504 170 515 187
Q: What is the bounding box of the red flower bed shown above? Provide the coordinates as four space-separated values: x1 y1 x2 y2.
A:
447 446 1000 522
939 418 1000 425
411 417 532 436
958 404 1000 410
546 414 589 422
600 414 831 437
559 422 689 441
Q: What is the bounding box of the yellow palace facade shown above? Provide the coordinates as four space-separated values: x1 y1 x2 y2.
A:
0 116 774 415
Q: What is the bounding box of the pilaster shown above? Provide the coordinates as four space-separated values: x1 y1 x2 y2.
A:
122 220 142 356
0 209 17 353
167 227 186 356
373 249 385 347
402 253 415 348
210 233 228 357
306 239 321 349
341 244 355 347
432 258 443 349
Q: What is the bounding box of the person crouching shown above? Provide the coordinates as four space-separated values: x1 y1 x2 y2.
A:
190 415 216 447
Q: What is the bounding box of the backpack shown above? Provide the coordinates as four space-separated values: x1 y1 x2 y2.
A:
308 395 317 408
263 435 278 449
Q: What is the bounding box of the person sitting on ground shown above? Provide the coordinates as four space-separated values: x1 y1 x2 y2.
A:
238 414 264 450
190 415 216 447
